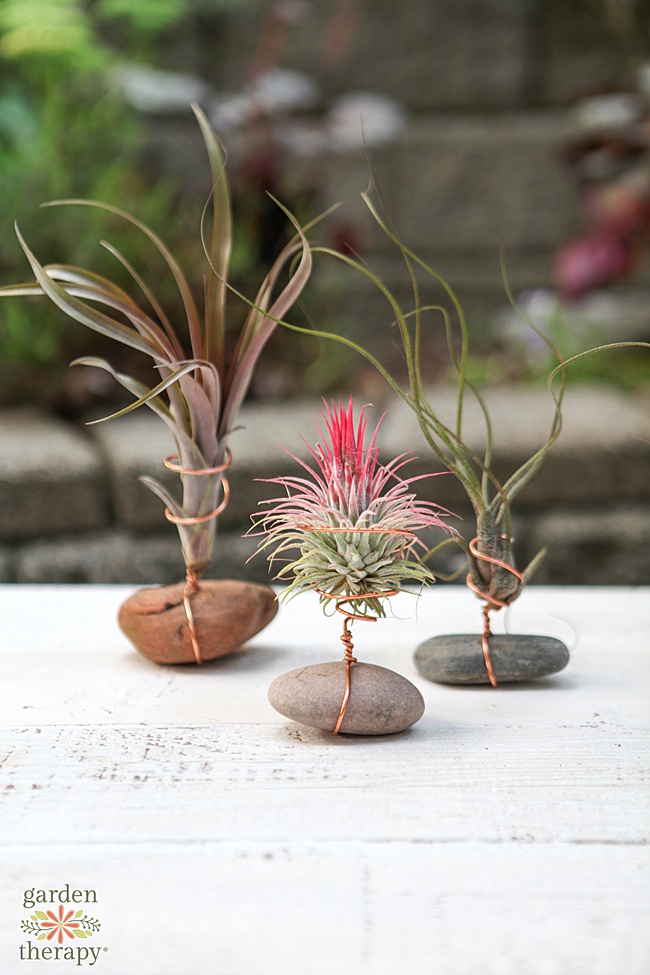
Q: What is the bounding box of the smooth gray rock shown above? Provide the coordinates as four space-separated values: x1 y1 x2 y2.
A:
268 661 425 736
414 634 570 685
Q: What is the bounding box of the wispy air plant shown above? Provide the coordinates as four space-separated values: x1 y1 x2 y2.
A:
253 398 453 617
0 105 314 579
258 186 650 610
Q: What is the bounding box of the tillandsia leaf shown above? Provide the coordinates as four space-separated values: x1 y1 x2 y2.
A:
13 225 158 359
138 476 184 522
74 358 203 427
71 357 200 458
490 248 566 521
546 340 650 381
173 361 221 464
219 208 313 437
253 399 455 618
42 264 180 360
193 103 231 373
98 241 185 360
41 198 204 359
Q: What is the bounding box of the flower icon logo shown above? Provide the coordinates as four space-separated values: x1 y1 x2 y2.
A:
39 905 81 943
20 906 101 940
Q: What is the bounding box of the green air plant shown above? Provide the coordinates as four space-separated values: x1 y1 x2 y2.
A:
247 186 649 685
255 398 450 735
281 193 563 614
0 105 314 665
308 194 650 602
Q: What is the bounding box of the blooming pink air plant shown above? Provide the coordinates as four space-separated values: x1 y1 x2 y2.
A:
254 399 454 617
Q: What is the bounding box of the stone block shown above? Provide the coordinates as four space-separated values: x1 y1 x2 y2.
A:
541 0 625 105
0 408 108 540
378 384 650 509
396 113 578 252
16 530 184 585
213 0 529 111
88 412 177 530
0 546 14 582
520 506 650 586
15 529 270 586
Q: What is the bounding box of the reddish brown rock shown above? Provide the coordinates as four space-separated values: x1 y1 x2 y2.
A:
118 579 278 665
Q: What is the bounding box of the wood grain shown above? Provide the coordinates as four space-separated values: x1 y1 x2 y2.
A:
0 585 648 974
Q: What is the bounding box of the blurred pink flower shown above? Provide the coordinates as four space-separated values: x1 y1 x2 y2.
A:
554 230 633 300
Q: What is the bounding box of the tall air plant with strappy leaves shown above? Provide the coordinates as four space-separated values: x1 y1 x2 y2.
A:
0 105 313 578
253 398 453 616
264 187 650 609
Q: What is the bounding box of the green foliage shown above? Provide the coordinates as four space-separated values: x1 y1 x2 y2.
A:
0 0 109 73
0 0 190 407
95 0 186 36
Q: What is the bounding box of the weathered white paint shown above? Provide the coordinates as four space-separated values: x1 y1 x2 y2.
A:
1 585 648 974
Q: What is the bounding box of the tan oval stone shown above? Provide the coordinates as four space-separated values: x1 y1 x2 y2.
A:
268 661 425 735
118 579 278 665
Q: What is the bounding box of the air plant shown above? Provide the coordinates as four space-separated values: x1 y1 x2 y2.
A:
306 190 650 621
257 398 451 735
0 105 315 664
253 397 452 617
255 187 648 635
268 197 558 616
0 104 312 584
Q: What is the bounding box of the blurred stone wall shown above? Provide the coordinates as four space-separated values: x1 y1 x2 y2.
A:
142 0 630 321
1 387 649 586
2 2 648 587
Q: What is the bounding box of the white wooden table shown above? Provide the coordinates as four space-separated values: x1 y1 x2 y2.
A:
1 584 648 975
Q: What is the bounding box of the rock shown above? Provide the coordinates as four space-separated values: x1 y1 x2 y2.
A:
414 633 570 685
118 579 278 665
268 661 425 735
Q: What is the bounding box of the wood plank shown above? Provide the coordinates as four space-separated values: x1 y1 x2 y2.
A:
1 585 648 973
1 585 648 727
0 842 647 975
1 722 647 845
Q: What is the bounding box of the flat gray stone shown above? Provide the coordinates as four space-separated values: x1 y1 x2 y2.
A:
268 661 425 736
414 634 569 685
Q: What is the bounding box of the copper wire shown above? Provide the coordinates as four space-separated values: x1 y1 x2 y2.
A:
163 448 232 476
301 523 417 548
163 449 231 527
314 586 400 735
164 483 229 525
305 523 417 732
162 449 233 665
465 536 525 688
183 567 202 665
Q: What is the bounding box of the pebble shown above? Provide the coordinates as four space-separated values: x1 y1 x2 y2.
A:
268 661 425 735
414 634 570 685
119 579 278 664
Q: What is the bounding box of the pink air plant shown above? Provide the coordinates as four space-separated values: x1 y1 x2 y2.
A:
254 399 454 616
0 105 314 582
